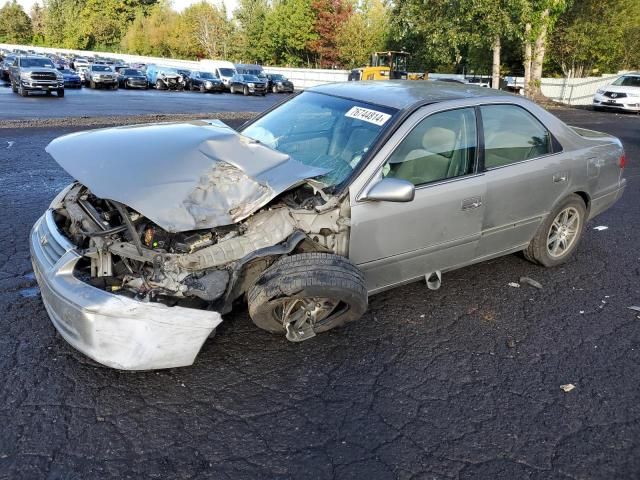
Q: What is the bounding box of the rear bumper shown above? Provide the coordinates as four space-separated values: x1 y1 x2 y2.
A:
588 180 626 220
30 211 222 370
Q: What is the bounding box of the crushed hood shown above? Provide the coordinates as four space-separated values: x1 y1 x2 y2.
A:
46 120 329 232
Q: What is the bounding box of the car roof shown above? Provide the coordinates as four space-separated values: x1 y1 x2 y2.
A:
309 80 514 110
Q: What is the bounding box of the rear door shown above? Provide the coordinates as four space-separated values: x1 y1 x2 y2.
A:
475 103 567 258
349 105 486 293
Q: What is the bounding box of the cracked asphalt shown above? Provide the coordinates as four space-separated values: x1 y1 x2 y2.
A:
0 108 639 479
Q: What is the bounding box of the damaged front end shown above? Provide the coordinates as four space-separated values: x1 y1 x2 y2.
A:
32 120 351 370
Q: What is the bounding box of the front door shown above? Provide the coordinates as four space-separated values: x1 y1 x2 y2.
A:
349 106 486 294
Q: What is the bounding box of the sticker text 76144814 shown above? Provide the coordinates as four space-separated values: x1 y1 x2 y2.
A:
345 106 391 126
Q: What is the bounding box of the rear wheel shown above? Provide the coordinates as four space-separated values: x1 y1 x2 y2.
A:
524 194 587 267
248 253 368 342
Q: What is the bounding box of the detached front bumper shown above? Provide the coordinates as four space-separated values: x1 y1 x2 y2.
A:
593 94 640 111
30 211 222 370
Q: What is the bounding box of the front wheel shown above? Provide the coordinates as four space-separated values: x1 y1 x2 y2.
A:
243 86 249 96
156 79 164 90
18 84 28 96
523 194 587 267
57 89 64 97
272 85 278 93
248 253 368 342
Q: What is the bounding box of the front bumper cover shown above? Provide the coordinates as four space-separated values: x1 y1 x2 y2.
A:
593 93 640 111
30 211 222 370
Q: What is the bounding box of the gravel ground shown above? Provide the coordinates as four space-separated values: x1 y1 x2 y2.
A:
0 109 638 479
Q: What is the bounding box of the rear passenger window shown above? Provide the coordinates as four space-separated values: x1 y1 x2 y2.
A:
481 105 552 169
383 108 477 186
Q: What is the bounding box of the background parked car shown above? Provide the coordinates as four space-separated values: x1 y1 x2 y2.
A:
71 57 89 71
146 65 186 90
1 54 16 81
200 60 237 90
593 72 640 112
185 71 224 92
117 68 148 89
9 55 65 97
266 73 294 93
230 73 267 96
57 68 82 88
86 64 118 89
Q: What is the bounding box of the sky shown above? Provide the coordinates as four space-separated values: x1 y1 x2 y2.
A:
11 0 239 15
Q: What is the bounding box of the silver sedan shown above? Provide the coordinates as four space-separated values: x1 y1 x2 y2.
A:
32 81 626 369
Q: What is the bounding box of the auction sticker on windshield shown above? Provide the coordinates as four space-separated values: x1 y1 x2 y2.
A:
345 106 391 126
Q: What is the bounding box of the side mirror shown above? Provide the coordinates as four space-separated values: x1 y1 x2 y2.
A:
363 177 415 203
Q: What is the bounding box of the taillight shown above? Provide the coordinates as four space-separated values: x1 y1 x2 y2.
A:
619 153 626 169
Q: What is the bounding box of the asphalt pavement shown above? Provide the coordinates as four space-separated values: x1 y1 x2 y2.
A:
0 104 639 479
0 82 286 119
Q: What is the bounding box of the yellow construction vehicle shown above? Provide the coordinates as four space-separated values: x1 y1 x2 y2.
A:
356 51 426 81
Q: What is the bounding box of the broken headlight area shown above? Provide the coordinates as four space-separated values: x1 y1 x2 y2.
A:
53 182 350 310
54 183 243 307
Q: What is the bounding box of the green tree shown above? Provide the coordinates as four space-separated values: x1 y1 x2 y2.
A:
234 0 270 63
0 0 33 44
121 2 180 57
180 1 234 59
336 0 388 69
548 0 640 76
30 3 46 44
261 0 318 66
522 0 572 96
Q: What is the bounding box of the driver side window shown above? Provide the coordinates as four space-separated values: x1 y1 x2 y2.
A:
383 108 477 186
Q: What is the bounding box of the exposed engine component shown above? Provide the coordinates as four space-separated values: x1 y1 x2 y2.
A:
54 183 350 308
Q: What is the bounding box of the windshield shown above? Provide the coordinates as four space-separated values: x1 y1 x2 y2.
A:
21 58 55 68
219 68 235 77
92 65 112 72
271 74 286 81
612 75 640 87
242 74 260 81
242 92 397 188
123 69 142 75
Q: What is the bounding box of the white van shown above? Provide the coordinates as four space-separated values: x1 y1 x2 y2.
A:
199 60 237 90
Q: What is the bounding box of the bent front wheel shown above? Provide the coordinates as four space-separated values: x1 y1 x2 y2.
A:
248 253 368 342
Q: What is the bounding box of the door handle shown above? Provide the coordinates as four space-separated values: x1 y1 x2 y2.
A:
553 172 568 183
461 196 482 210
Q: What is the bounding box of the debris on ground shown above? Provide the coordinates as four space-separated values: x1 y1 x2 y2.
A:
628 306 640 312
506 337 516 348
519 277 543 289
593 226 609 231
508 282 521 288
560 384 576 393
